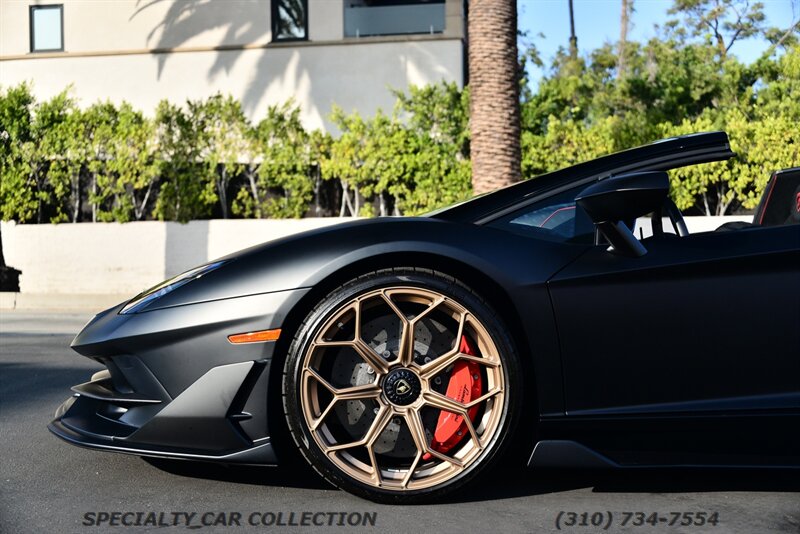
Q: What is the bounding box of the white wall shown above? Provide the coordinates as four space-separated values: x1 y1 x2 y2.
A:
0 0 463 54
0 0 274 55
0 0 464 130
0 38 463 130
635 215 752 237
1 218 350 295
1 216 754 298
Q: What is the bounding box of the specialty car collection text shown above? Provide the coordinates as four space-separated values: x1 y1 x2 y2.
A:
82 511 378 528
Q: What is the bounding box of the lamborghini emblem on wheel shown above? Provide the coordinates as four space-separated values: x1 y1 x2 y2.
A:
395 379 411 396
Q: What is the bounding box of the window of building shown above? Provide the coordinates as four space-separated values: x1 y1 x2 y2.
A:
272 0 308 41
29 4 64 53
344 0 446 38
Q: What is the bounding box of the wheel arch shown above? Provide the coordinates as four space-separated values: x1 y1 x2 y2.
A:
266 250 537 464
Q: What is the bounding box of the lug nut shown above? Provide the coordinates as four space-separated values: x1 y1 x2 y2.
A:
434 377 442 385
473 374 479 380
424 356 432 363
366 366 374 375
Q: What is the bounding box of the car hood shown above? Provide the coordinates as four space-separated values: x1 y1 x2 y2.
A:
126 218 446 312
122 216 583 314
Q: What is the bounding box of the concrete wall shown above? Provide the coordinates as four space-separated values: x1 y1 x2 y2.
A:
0 0 464 130
1 0 274 55
635 215 752 237
0 0 464 54
1 216 754 299
1 218 351 296
1 38 463 131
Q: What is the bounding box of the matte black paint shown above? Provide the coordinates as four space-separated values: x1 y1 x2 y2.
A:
50 132 800 471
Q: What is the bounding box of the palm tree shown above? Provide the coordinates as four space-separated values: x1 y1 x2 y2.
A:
568 0 578 60
618 0 632 78
468 0 521 195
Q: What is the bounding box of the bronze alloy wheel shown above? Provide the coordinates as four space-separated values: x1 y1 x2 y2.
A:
283 269 519 502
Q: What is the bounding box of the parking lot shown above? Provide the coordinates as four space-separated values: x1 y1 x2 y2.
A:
1 311 798 533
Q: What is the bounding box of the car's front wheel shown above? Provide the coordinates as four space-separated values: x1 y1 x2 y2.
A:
282 268 521 503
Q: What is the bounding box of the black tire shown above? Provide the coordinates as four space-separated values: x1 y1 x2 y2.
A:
282 268 522 503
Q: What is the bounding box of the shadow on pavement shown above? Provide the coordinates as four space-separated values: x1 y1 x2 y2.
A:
142 457 800 503
143 458 334 491
0 361 99 410
453 466 800 504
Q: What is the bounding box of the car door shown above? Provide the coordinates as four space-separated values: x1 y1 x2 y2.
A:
547 220 800 463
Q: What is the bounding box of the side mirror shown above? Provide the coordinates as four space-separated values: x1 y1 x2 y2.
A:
576 171 669 257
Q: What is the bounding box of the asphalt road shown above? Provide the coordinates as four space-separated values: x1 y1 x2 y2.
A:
1 311 798 534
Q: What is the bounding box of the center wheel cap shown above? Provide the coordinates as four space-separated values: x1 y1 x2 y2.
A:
383 368 422 406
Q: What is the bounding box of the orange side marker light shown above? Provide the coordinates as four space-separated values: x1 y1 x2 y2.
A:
227 329 281 344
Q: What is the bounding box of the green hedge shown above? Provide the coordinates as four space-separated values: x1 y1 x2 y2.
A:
1 40 798 222
0 83 471 223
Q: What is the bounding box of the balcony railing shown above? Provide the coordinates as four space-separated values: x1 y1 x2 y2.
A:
344 3 445 38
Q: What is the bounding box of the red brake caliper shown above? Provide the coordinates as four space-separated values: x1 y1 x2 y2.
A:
422 335 483 460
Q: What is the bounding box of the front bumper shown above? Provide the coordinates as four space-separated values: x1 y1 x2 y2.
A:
49 288 309 464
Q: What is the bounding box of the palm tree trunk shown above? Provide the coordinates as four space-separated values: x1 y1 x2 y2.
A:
618 0 631 78
468 0 522 195
568 0 578 61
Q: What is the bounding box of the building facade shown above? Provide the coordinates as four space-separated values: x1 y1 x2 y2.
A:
0 0 465 130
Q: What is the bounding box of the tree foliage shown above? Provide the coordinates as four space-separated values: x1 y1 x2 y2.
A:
234 101 313 219
517 1 799 215
1 0 797 222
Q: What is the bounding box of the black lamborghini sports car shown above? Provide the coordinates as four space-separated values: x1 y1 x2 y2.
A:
50 131 800 503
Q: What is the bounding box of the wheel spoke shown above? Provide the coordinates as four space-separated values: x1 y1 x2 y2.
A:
379 290 410 327
353 339 391 374
419 350 499 380
380 292 414 367
336 383 382 401
314 302 358 343
424 447 464 468
464 388 502 409
417 311 464 378
401 411 429 487
304 366 337 394
352 298 364 340
326 406 392 453
402 450 423 489
309 396 338 432
363 405 393 445
366 445 382 485
461 410 482 450
404 409 430 452
409 295 447 326
365 407 394 485
422 390 469 416
404 409 466 480
304 368 381 431
305 366 380 398
419 348 458 379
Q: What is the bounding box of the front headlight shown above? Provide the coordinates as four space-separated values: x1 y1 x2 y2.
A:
119 260 227 314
